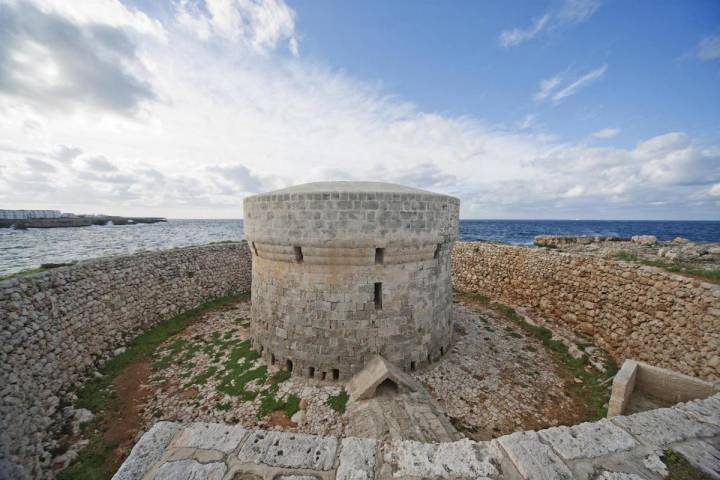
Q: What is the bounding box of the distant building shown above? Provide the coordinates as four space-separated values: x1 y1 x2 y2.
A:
0 210 63 220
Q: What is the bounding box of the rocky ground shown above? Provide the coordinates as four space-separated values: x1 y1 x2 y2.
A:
415 300 595 440
136 298 602 443
535 234 720 281
139 301 346 437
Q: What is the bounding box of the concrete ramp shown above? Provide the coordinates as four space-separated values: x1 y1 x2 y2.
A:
346 355 423 402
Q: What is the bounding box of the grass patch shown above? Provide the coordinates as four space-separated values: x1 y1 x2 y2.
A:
0 262 77 281
207 240 242 245
457 291 617 419
59 291 249 480
662 449 714 479
612 252 720 283
326 390 350 414
494 302 617 419
215 402 232 411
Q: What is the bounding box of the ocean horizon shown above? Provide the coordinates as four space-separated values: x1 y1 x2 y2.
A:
1 218 719 277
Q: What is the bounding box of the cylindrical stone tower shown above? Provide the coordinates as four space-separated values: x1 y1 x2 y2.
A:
243 182 459 381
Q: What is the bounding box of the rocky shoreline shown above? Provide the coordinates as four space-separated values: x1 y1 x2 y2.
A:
0 216 166 229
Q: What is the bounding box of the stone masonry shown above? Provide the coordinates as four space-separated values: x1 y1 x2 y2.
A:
243 182 460 381
114 393 720 479
452 242 720 381
0 243 252 479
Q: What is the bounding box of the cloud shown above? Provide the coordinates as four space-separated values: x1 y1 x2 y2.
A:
593 127 620 138
499 0 601 47
0 0 717 220
710 184 720 196
25 157 56 172
84 156 118 172
535 65 607 104
0 2 156 114
534 75 563 102
697 35 720 60
499 14 550 48
175 0 299 56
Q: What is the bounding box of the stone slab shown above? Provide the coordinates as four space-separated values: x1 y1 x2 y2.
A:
678 394 720 428
538 419 638 460
170 422 247 453
673 437 720 479
495 431 574 480
611 407 720 446
383 438 499 479
594 472 645 480
336 437 376 480
112 421 180 480
237 430 338 471
153 459 227 480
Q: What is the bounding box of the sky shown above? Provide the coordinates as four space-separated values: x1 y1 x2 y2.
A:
0 0 719 220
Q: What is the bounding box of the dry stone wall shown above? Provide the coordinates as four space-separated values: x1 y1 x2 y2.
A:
452 242 720 381
0 242 252 479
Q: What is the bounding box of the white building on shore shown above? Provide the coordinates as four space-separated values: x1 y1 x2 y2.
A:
0 210 63 220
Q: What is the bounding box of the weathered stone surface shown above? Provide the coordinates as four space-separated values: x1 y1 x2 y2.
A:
244 182 460 380
336 437 376 480
679 394 720 427
593 472 645 480
170 422 247 453
672 437 720 479
153 459 227 480
237 431 338 470
452 241 720 382
383 438 499 479
537 419 638 460
611 407 720 446
346 355 422 402
112 421 180 480
1 243 252 478
496 431 573 480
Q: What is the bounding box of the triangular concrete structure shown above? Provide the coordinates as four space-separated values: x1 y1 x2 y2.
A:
346 355 423 402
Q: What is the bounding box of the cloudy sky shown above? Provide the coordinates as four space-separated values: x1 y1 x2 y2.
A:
0 0 719 219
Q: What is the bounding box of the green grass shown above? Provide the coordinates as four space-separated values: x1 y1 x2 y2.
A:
612 252 720 283
326 390 350 414
58 291 249 480
662 449 714 479
458 291 618 419
207 240 242 245
493 302 618 419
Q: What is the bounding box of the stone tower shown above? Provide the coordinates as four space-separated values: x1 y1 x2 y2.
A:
243 182 459 380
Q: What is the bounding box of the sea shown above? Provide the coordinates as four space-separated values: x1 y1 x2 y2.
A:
1 219 719 277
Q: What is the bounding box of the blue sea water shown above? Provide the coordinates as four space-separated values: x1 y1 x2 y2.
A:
1 219 719 276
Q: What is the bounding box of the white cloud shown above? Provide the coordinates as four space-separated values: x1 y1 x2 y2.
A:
535 65 607 104
534 75 563 102
593 127 620 138
175 0 299 56
710 184 720 196
499 14 550 48
697 35 720 60
500 0 601 48
0 0 718 220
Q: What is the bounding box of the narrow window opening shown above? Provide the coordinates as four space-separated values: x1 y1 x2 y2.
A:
271 354 276 365
332 369 340 381
440 346 444 356
321 372 327 380
294 246 303 263
375 247 384 265
259 345 264 354
252 241 259 256
374 282 382 310
434 243 442 259
410 361 416 372
286 359 293 372
308 366 315 378
427 353 431 364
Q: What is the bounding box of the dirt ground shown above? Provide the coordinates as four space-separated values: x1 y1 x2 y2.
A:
89 296 610 458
